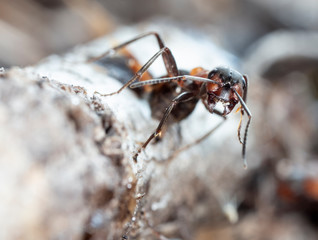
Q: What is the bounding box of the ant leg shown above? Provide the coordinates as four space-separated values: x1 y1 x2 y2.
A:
167 109 226 162
89 32 179 76
133 91 195 162
88 32 165 62
130 75 220 89
95 47 178 97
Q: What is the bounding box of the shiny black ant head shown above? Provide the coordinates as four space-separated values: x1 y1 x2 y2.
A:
206 66 247 115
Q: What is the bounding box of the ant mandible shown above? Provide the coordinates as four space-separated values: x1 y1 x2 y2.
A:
92 32 252 168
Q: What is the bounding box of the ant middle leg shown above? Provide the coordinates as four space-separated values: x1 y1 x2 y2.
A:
133 91 195 162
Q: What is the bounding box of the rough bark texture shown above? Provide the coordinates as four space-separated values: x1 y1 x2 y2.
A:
0 24 254 240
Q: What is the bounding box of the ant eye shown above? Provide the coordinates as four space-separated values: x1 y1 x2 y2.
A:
208 70 217 79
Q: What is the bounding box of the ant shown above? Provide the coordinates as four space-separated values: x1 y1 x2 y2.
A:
92 32 252 168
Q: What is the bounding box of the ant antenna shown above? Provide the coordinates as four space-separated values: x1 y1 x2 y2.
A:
232 88 252 169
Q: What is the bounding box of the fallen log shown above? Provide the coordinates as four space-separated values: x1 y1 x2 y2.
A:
0 23 251 240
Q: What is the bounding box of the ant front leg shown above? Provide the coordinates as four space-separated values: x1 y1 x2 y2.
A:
133 91 195 162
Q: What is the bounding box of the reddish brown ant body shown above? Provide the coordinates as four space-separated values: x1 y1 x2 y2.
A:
92 32 252 167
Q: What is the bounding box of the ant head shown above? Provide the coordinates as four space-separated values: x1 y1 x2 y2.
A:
206 66 247 115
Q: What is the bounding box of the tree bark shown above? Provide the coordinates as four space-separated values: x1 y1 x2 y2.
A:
0 24 250 240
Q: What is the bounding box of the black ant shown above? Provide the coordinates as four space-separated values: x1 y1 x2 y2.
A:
91 32 252 168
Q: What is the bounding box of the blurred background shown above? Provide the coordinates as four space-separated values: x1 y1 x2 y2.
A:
1 0 318 239
2 0 318 67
